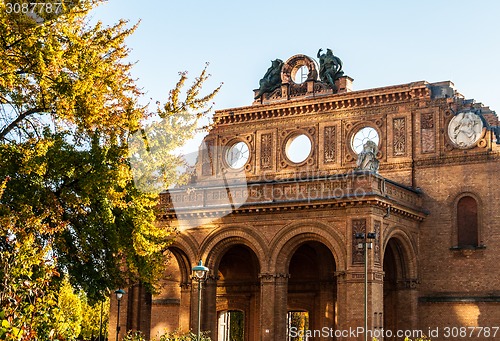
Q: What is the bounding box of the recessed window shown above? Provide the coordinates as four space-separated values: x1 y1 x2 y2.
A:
457 196 479 247
351 127 380 154
285 134 311 164
225 141 249 169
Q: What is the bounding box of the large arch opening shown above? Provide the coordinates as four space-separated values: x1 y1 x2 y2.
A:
383 236 416 339
150 249 192 338
216 244 260 341
287 241 336 339
383 239 401 340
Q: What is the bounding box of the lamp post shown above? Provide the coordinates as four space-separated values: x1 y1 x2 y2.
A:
192 260 209 341
98 299 104 341
355 232 376 341
114 289 126 341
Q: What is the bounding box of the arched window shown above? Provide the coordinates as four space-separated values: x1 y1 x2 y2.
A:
457 196 479 248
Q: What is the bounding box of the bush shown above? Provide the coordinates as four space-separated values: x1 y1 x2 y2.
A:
122 330 212 341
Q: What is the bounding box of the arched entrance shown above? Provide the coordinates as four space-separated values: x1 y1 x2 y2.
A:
150 248 192 339
383 236 418 339
215 244 260 341
287 241 336 340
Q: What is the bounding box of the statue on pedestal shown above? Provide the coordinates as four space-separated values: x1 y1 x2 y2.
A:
355 140 379 172
255 59 284 100
317 48 344 91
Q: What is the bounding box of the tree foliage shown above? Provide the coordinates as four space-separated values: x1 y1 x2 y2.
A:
0 0 220 338
123 330 212 341
54 277 82 340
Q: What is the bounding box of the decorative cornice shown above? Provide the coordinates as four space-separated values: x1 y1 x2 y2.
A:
414 151 500 168
214 82 431 126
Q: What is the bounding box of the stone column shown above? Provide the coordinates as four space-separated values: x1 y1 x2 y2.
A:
341 269 384 341
274 273 289 341
179 283 192 332
398 279 419 330
202 277 217 341
259 273 276 341
318 280 336 340
335 271 348 335
259 273 289 341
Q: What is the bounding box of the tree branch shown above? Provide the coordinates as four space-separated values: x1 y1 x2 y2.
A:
0 107 45 141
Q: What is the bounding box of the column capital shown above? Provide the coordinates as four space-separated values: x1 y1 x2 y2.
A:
398 278 420 289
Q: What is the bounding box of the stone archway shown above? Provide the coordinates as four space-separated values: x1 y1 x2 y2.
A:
199 229 266 341
383 234 418 339
287 241 336 340
150 247 193 339
215 244 260 341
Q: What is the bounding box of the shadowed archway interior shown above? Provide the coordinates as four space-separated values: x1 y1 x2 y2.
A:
216 244 260 341
287 241 336 338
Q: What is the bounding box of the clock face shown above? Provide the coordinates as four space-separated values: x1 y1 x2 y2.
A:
226 142 250 169
447 111 483 148
351 127 380 154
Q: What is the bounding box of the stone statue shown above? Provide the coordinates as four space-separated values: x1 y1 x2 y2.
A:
255 59 284 100
317 48 344 91
493 126 500 145
355 140 379 172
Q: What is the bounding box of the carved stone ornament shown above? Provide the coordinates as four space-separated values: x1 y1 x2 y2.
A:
447 111 484 149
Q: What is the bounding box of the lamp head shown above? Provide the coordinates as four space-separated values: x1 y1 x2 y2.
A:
355 233 365 239
192 260 209 280
114 288 126 301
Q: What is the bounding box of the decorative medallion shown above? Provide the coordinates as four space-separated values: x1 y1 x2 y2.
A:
447 111 484 149
281 54 319 85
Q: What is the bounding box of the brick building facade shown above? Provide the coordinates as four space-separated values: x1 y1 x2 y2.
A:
110 53 500 341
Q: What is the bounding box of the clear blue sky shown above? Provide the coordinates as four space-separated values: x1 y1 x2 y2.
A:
91 0 500 150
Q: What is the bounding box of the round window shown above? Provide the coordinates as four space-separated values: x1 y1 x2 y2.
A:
226 141 249 169
351 127 380 154
292 65 309 84
285 134 312 163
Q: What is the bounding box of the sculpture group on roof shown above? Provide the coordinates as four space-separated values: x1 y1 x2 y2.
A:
254 48 345 100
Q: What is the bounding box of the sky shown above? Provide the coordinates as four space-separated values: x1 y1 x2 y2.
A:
90 0 500 152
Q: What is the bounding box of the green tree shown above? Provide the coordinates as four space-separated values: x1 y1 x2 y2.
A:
0 176 60 340
0 0 220 338
54 277 82 340
79 295 109 340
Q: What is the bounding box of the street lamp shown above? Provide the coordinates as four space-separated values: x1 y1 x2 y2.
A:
355 232 376 341
192 260 209 341
114 289 126 341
